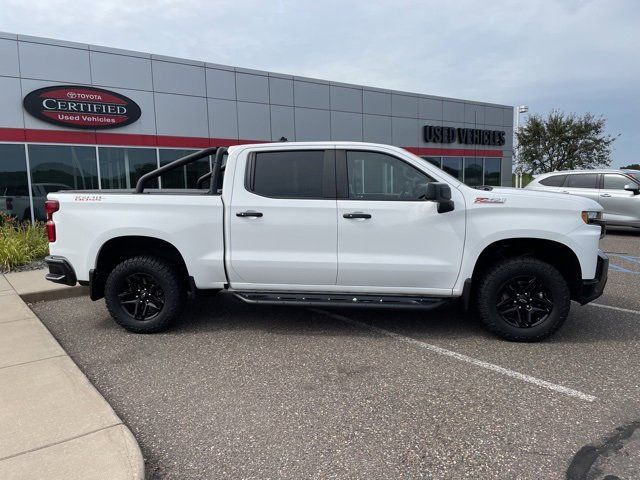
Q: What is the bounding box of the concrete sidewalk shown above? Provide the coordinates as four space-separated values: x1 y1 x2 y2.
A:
0 271 143 479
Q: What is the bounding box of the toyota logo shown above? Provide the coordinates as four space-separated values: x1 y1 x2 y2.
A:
67 92 77 99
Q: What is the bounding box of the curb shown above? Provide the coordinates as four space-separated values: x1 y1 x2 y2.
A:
21 285 89 303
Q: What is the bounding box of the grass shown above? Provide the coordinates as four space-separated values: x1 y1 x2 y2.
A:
0 213 49 272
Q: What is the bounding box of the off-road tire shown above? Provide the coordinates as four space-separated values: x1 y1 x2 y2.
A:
104 255 186 333
477 257 570 342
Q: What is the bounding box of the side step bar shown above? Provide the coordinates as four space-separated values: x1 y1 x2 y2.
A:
233 291 449 310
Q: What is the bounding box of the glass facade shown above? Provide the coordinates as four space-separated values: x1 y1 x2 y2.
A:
442 157 463 180
1 143 217 222
159 149 210 189
28 145 99 220
0 144 30 220
484 158 502 186
99 147 158 189
422 156 503 186
463 158 483 186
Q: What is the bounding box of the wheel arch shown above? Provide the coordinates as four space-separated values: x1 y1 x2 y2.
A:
91 235 189 300
469 238 583 302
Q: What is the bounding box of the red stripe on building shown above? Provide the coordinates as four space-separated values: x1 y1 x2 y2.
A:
0 127 503 156
0 127 27 142
405 147 504 157
25 129 97 144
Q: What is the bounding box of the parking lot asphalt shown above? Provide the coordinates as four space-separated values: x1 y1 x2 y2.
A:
32 230 640 479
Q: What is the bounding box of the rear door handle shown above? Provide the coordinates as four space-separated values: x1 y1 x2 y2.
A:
236 210 263 217
600 193 612 197
343 212 372 219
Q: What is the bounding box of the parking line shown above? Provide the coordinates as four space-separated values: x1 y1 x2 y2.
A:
589 303 640 315
312 309 596 403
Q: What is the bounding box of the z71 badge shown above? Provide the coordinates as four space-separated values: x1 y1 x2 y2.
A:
474 197 506 204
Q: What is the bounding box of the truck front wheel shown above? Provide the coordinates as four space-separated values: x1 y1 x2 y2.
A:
104 255 186 333
477 257 570 342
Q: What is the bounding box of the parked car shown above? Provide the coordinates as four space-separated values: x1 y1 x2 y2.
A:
44 142 607 342
0 183 71 221
526 169 640 228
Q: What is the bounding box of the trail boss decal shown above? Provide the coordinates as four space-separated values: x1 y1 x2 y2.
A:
73 195 104 202
23 86 141 129
474 197 507 204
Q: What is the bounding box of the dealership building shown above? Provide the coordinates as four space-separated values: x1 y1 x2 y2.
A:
0 32 514 221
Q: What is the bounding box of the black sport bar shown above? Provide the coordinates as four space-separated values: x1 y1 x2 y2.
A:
207 147 228 194
135 147 220 193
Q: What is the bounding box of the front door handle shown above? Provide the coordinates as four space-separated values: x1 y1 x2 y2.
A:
343 212 372 219
600 193 612 197
236 210 263 217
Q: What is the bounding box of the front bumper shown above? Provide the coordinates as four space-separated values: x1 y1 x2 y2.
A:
45 255 77 286
576 251 608 305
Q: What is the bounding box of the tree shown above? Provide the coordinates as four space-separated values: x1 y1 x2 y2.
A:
515 111 617 174
621 163 640 170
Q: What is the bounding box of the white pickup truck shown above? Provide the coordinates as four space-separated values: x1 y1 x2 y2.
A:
44 142 608 341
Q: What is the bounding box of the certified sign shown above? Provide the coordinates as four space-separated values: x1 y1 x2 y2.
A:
23 85 141 129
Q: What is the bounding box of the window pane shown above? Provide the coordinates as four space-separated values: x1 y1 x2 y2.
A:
0 144 29 221
422 156 441 168
442 157 462 180
99 148 157 189
464 158 483 186
539 175 567 187
346 151 431 201
252 150 324 198
603 174 634 190
566 174 597 189
159 149 211 189
484 158 501 186
28 145 99 220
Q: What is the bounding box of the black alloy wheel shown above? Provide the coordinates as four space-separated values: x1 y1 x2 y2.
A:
118 272 165 321
495 275 554 328
104 255 186 333
477 257 570 342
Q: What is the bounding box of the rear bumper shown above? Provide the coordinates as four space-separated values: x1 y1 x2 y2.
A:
45 255 77 286
576 251 608 305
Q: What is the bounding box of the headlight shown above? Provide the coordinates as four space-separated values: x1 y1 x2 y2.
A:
581 211 603 224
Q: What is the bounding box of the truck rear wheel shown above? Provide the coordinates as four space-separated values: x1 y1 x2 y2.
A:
477 257 570 342
104 255 186 333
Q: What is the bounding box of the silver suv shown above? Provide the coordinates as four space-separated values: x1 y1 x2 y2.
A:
526 169 640 228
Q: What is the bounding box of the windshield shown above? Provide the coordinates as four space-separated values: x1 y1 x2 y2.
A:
626 172 640 183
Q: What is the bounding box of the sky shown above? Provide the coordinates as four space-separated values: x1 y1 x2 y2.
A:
1 0 638 167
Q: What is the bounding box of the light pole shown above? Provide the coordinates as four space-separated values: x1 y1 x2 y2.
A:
514 105 529 187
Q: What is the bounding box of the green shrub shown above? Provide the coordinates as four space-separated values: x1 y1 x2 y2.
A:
0 213 49 272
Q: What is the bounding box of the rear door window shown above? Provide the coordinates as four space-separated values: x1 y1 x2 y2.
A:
565 174 598 189
539 175 566 187
249 150 327 199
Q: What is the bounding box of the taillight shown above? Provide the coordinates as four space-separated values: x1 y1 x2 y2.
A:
45 200 59 242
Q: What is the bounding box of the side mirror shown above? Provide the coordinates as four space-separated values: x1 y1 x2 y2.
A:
423 182 455 213
624 183 640 195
